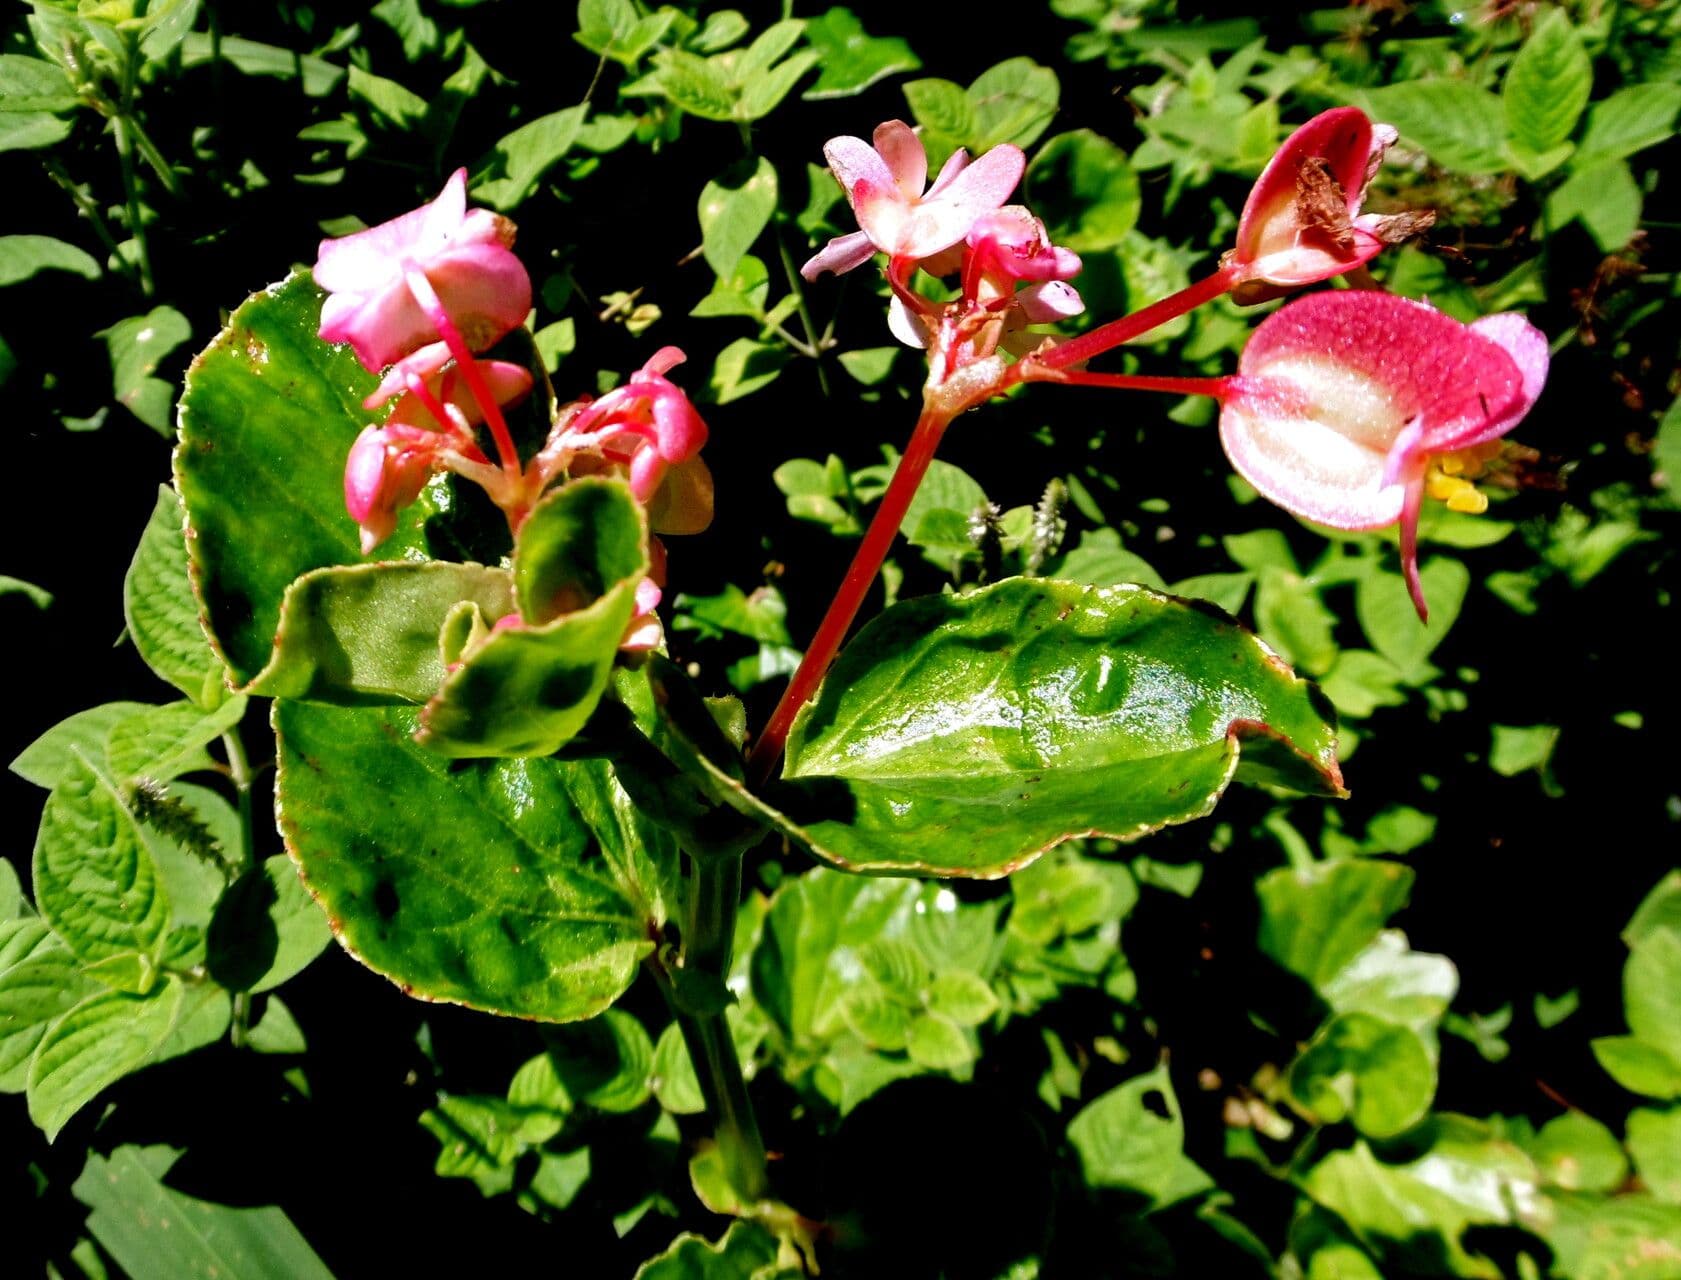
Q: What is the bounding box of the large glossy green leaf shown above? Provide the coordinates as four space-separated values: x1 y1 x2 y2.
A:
34 755 171 966
418 479 648 758
245 562 514 704
745 579 1338 878
124 486 227 707
73 1145 336 1280
174 271 429 686
274 701 659 1021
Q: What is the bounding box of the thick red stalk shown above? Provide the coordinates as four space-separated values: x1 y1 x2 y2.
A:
1029 370 1234 398
747 406 951 783
403 269 521 476
1036 265 1238 371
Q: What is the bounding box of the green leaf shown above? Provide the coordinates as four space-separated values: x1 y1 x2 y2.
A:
1627 930 1681 1065
372 0 438 61
247 996 307 1055
1529 1112 1629 1194
347 64 427 127
1067 1065 1214 1210
177 272 432 684
698 158 778 279
1357 82 1508 174
696 579 1343 878
674 584 790 645
1543 1192 1681 1280
1577 83 1681 164
73 1145 335 1280
178 34 343 97
708 337 790 404
1489 723 1559 780
418 479 647 758
1355 557 1468 682
1548 157 1642 252
905 1012 972 1070
1592 1037 1681 1100
27 981 185 1139
101 306 191 434
1024 130 1141 252
1322 931 1457 1030
1627 1108 1681 1203
734 50 817 121
1503 9 1591 160
0 573 50 607
0 949 98 1091
650 50 736 121
34 755 170 965
802 7 920 100
1256 566 1337 676
633 1221 782 1280
11 702 152 788
1257 859 1414 991
125 487 226 706
206 856 331 993
274 701 655 1021
903 77 974 152
0 55 76 151
472 104 587 210
1288 1012 1435 1138
1301 1120 1539 1277
0 234 99 286
245 562 514 705
925 972 999 1026
967 57 1060 151
104 697 246 784
1628 873 1681 948
532 1008 654 1113
1320 651 1408 720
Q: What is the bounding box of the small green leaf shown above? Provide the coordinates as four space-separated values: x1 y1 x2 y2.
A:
1627 1108 1681 1203
903 77 973 152
633 1221 781 1280
1067 1065 1213 1210
246 562 514 705
537 1008 654 1113
708 337 790 404
100 307 191 434
735 50 817 121
73 1145 335 1280
1548 157 1642 252
1258 859 1414 991
104 697 246 784
905 1012 973 1070
698 157 778 279
1503 9 1591 159
27 981 185 1139
652 1022 706 1115
650 49 736 121
419 480 647 758
1289 1013 1435 1138
206 856 331 993
1356 558 1469 682
0 949 98 1091
34 756 171 965
925 971 999 1026
1323 931 1457 1030
1577 83 1681 164
1358 82 1508 174
179 34 343 96
1024 130 1141 252
11 702 151 788
1529 1112 1629 1193
1592 1037 1681 1100
802 7 920 100
0 234 99 286
472 104 587 210
967 57 1060 150
124 487 226 706
1627 930 1681 1065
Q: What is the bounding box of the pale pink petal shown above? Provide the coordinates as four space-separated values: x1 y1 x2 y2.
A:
872 120 927 201
853 179 911 253
641 345 687 377
801 230 877 280
1464 312 1548 438
925 147 970 197
887 294 932 348
824 135 897 202
364 341 452 409
314 171 467 294
318 285 435 372
1017 280 1085 323
1234 108 1374 265
922 143 1025 224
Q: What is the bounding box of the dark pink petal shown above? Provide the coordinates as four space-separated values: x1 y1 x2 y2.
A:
801 230 877 280
314 169 470 294
872 120 927 201
1454 312 1548 447
424 243 532 350
649 385 709 463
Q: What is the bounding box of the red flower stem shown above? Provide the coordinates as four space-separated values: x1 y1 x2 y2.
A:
1035 265 1238 371
746 405 951 784
404 269 521 476
1025 370 1234 399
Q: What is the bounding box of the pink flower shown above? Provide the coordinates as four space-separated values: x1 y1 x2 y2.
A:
558 347 710 504
1219 291 1547 618
801 121 1025 279
964 206 1082 286
343 424 439 555
380 353 533 434
314 169 532 372
1226 108 1429 305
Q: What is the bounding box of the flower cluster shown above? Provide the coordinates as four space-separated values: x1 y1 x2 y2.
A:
313 169 713 647
801 109 1542 618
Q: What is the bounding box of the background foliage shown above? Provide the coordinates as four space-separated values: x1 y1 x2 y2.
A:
2 0 1678 1276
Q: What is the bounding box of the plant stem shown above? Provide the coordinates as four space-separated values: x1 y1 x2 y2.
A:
669 851 769 1202
113 34 155 297
1033 265 1237 372
775 222 831 397
223 724 257 1049
747 405 951 783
